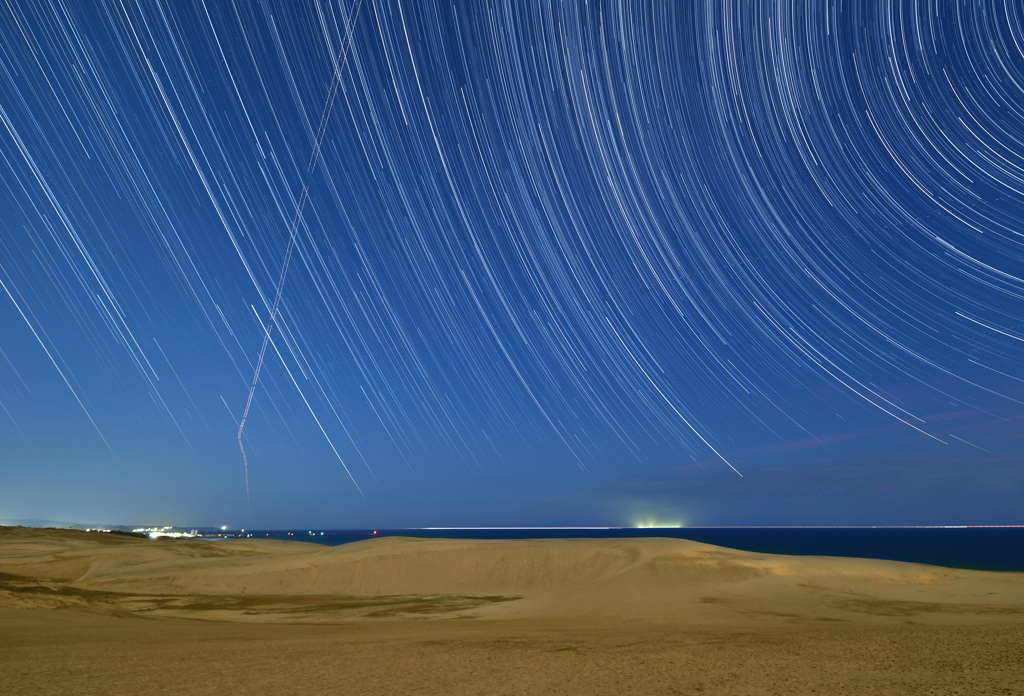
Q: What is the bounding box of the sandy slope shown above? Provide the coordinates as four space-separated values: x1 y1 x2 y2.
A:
2 526 1024 694
3 527 1023 622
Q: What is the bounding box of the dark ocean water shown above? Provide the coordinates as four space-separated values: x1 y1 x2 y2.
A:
236 527 1024 572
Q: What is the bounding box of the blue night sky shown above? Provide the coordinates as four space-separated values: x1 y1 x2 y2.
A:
1 1 1022 528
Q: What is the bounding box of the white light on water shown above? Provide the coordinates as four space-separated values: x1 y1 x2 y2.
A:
632 520 684 529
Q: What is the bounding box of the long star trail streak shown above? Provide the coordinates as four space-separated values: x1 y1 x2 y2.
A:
1 2 1023 527
0 273 113 453
236 0 364 509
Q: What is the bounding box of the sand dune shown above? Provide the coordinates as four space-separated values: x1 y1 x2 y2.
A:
3 526 1024 694
2 527 1022 622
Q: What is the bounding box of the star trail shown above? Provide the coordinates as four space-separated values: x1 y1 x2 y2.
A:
1 1 1022 527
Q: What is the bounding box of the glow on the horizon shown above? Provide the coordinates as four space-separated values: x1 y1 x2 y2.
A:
632 522 684 529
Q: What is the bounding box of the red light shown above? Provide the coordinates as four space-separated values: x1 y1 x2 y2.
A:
373 530 377 535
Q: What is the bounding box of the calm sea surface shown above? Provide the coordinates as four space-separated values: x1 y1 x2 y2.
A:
237 527 1024 572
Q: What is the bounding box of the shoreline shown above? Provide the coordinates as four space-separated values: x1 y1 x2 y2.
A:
57 524 1024 572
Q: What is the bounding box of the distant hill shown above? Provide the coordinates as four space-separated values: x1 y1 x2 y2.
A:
1 518 104 530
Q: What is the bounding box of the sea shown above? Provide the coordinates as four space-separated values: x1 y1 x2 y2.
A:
230 527 1024 572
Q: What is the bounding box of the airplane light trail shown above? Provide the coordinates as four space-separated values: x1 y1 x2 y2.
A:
233 0 361 509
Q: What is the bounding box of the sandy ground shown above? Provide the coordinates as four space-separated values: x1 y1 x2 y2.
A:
2 527 1023 694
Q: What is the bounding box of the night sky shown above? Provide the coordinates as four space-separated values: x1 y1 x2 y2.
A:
2 1 1023 528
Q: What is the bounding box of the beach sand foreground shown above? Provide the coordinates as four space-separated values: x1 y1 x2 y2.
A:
2 526 1023 694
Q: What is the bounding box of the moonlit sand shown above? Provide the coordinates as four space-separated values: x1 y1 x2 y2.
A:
3 527 1023 694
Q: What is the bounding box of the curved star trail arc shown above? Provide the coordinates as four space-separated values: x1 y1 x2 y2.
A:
1 1 1022 524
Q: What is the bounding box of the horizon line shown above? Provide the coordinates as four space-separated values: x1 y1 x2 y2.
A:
417 525 1024 530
